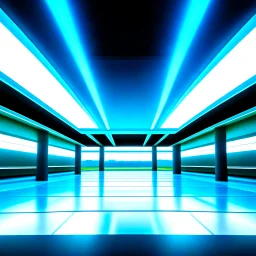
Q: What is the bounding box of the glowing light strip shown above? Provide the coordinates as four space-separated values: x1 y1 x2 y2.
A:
162 17 256 128
151 0 211 128
79 129 177 134
45 0 109 129
228 136 256 147
182 165 256 169
181 136 256 157
143 135 151 146
175 106 256 146
49 146 75 158
154 134 169 146
0 10 97 129
106 134 116 146
0 106 82 146
182 145 214 157
87 135 102 146
0 134 75 157
0 134 37 153
0 166 75 169
82 146 172 152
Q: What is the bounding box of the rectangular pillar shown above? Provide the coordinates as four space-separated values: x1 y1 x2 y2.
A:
152 146 157 171
36 130 48 181
215 127 228 181
99 147 104 171
173 144 181 174
75 145 81 175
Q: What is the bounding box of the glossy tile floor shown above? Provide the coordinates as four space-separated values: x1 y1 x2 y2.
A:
0 171 256 235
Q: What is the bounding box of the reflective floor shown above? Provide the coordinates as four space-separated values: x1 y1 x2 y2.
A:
0 171 256 235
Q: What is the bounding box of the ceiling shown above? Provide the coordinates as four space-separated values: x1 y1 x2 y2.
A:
0 0 255 146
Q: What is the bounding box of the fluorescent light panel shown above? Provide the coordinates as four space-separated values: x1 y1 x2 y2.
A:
151 0 210 128
162 20 256 128
0 13 97 129
0 134 75 157
45 0 109 129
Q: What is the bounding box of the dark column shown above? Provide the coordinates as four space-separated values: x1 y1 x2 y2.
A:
215 127 228 181
173 144 181 174
36 130 48 181
152 146 157 171
99 147 105 171
75 145 81 175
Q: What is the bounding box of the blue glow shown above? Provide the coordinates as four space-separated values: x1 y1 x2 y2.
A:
0 171 256 235
151 0 211 129
0 10 97 129
45 0 109 129
0 133 74 157
143 135 151 146
162 15 256 129
181 136 256 157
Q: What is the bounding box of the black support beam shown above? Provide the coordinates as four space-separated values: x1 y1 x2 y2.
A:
173 144 181 174
75 145 81 175
215 127 228 181
36 130 48 181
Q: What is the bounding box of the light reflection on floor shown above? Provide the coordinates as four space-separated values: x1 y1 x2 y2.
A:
0 171 255 235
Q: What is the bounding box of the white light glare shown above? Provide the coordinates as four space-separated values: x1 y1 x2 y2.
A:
105 147 152 152
82 151 173 161
82 147 173 152
157 147 173 152
181 135 256 157
82 147 100 152
0 134 75 157
162 27 256 128
49 146 75 158
181 145 214 157
0 22 97 128
0 134 37 154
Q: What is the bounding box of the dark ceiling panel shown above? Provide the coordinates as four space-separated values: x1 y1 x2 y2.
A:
112 135 147 146
92 134 112 146
158 84 256 146
157 135 175 146
0 81 98 146
146 134 164 146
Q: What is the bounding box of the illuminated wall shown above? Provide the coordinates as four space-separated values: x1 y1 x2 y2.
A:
181 136 256 178
0 134 75 178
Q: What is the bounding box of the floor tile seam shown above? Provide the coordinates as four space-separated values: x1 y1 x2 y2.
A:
26 185 232 187
51 212 75 235
1 195 255 198
1 186 253 190
188 212 214 235
62 182 204 183
3 185 244 188
1 210 256 214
